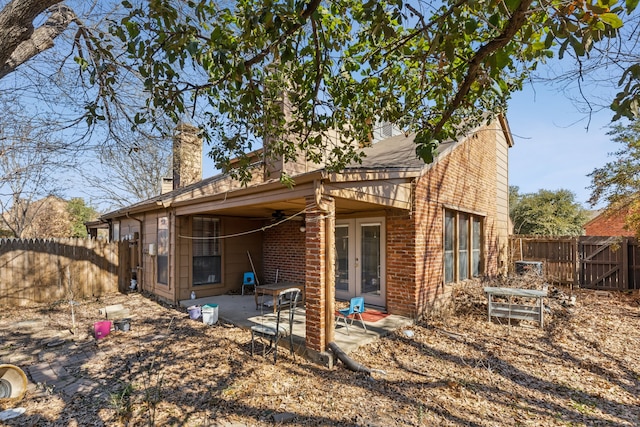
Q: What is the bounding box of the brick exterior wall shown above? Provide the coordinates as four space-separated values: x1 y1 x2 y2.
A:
263 220 307 284
584 206 634 236
386 124 505 319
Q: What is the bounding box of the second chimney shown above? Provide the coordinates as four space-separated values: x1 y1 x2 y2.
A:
173 123 202 190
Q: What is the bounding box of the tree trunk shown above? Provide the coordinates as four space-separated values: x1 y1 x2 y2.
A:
0 0 73 80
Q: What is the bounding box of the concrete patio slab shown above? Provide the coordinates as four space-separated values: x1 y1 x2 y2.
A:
179 294 414 357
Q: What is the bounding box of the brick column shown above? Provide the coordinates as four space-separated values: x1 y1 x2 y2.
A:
304 195 335 353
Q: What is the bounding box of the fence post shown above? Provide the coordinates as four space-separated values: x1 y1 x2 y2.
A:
574 237 580 286
622 237 629 290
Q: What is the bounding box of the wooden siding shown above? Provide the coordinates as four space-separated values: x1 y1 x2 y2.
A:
0 238 119 306
495 126 510 276
175 216 264 300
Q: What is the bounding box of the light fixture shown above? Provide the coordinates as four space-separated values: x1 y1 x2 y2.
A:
299 224 306 232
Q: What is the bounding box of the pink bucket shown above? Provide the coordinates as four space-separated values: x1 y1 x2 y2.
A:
94 321 112 340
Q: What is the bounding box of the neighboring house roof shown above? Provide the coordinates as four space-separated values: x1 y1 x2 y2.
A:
584 203 635 237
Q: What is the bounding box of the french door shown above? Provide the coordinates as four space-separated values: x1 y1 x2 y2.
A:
335 217 386 307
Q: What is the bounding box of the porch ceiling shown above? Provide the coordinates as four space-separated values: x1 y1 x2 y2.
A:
180 195 392 219
172 171 416 218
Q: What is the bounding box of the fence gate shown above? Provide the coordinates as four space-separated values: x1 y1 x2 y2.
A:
579 236 638 290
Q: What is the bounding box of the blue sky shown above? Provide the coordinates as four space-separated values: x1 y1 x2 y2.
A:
506 84 615 210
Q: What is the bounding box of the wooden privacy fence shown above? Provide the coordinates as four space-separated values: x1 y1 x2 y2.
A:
0 238 121 307
509 235 640 291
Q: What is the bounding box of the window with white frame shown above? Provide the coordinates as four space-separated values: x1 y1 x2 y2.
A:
192 217 221 285
444 209 483 283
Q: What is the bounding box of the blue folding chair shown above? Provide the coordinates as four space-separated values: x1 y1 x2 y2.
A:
336 296 367 335
241 272 256 295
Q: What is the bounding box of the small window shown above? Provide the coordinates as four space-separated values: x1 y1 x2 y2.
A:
112 222 120 242
193 217 221 285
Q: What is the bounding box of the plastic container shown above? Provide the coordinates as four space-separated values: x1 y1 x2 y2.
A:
202 304 219 325
187 305 201 320
114 318 131 332
93 320 112 340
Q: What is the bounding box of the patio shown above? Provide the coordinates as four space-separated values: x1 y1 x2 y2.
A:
179 294 414 360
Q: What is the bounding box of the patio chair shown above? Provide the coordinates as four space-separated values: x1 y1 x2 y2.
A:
336 296 367 335
251 288 301 363
241 272 256 295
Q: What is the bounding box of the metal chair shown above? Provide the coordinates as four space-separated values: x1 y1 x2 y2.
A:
241 272 256 295
336 296 367 335
251 288 301 363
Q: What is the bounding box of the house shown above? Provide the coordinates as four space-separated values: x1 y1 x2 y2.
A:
584 204 636 237
100 117 513 360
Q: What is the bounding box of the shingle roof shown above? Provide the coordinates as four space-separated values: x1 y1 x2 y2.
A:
348 133 455 169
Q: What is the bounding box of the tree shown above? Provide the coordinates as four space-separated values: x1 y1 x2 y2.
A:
1 1 177 210
511 188 587 235
82 130 172 210
1 0 639 186
588 117 640 235
0 100 74 237
0 1 77 79
67 197 98 237
84 0 638 183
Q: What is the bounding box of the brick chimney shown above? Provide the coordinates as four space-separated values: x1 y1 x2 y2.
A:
172 123 202 190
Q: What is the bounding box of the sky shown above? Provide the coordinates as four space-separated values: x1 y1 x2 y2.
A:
506 83 616 210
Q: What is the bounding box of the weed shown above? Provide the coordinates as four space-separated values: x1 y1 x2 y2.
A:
110 381 134 422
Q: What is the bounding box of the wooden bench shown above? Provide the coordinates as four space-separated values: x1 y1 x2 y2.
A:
484 287 547 328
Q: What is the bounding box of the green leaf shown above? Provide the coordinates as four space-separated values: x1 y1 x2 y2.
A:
627 0 639 13
414 132 438 164
599 12 624 28
504 0 520 12
464 19 478 35
569 35 585 56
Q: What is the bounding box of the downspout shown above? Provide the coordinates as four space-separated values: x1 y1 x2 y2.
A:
126 212 144 292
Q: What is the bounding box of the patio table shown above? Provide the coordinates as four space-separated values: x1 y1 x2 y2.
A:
255 282 305 313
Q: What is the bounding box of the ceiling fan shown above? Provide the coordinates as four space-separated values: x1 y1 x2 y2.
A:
271 210 286 221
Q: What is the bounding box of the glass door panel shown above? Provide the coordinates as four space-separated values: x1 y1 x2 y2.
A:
360 224 381 295
335 225 350 294
335 218 386 307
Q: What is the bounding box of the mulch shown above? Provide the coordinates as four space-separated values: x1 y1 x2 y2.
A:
0 280 639 426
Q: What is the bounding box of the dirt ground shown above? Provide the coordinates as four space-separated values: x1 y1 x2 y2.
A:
0 278 639 427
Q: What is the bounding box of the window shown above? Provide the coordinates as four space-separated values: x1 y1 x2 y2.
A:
444 211 455 283
444 209 483 283
192 217 221 285
157 217 169 285
112 222 120 242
